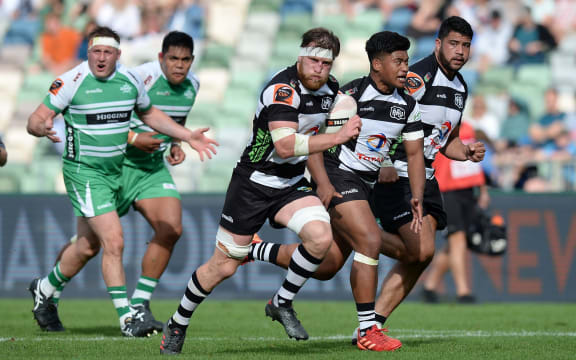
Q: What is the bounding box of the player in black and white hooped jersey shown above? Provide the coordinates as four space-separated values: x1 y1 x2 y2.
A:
247 31 426 352
160 27 362 355
369 16 486 339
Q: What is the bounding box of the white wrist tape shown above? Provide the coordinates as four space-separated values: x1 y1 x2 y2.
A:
90 36 120 49
353 252 379 266
299 47 333 59
215 228 251 260
270 127 310 156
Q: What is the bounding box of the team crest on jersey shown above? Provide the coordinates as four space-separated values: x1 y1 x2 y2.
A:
390 106 405 121
49 78 64 95
367 134 387 152
454 93 464 109
184 89 194 99
321 96 333 110
120 84 132 94
273 84 294 105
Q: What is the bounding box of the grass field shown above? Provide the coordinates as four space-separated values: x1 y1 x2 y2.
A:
1 299 575 359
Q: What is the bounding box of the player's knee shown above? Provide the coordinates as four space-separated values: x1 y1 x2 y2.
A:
354 233 382 259
301 227 332 256
313 264 340 281
153 221 182 246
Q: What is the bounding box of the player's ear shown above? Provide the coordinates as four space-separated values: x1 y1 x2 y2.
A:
190 55 195 65
158 52 164 62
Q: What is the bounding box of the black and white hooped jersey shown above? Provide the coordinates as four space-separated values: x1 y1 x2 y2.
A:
391 54 468 179
325 76 423 184
238 64 339 189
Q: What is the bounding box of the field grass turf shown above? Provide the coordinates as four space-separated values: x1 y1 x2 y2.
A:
1 299 574 359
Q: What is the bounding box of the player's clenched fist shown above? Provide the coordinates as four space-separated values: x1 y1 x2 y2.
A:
336 115 362 144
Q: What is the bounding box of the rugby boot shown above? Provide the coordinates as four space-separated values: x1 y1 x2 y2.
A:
265 300 308 340
121 315 156 337
160 320 187 355
356 325 402 352
28 278 65 332
131 300 164 332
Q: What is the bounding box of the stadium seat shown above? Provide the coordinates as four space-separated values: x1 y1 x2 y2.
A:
382 7 413 34
412 36 436 63
516 64 551 90
249 0 283 13
508 83 545 121
198 44 235 68
479 66 515 89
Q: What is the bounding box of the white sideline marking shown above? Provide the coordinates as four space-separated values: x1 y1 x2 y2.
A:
2 329 576 342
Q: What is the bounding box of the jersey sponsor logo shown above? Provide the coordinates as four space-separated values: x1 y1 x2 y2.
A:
359 106 374 112
390 106 405 121
405 73 424 95
440 121 452 140
454 93 464 109
367 134 387 152
406 76 422 89
424 72 432 82
120 83 132 94
357 153 385 162
306 101 313 107
86 88 103 94
297 186 312 192
289 79 298 89
221 214 233 223
156 90 170 96
305 125 320 135
326 118 347 127
321 96 333 110
436 93 446 99
87 111 131 124
273 84 294 105
248 128 272 163
49 78 64 95
66 124 75 160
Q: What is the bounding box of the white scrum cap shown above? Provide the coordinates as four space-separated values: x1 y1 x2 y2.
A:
321 93 357 134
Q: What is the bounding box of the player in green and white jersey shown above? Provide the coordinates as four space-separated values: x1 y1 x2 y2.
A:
26 27 218 337
48 31 200 332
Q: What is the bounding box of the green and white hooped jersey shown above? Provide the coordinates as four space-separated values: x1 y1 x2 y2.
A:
43 61 152 175
123 61 199 170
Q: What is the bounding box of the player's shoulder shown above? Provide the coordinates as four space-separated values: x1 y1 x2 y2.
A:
48 62 88 96
187 70 200 91
118 63 145 87
339 76 369 100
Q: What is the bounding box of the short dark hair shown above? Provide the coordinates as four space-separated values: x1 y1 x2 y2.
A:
365 31 410 62
300 27 340 58
162 31 194 54
88 26 120 44
438 16 474 40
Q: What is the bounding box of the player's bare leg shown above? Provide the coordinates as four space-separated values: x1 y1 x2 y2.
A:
131 197 182 330
375 215 436 318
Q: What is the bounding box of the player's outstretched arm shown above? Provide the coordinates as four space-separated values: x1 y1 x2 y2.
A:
27 104 61 143
137 106 218 161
